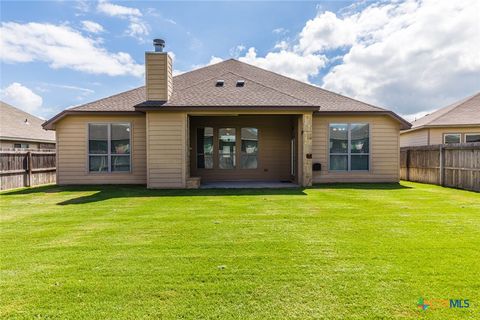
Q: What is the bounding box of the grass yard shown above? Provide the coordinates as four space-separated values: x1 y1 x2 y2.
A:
0 182 479 319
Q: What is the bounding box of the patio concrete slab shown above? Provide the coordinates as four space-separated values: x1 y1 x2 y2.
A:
200 181 299 189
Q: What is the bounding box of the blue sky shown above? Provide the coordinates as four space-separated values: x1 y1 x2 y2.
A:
1 0 479 120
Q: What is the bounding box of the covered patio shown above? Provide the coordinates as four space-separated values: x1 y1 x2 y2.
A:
188 114 307 187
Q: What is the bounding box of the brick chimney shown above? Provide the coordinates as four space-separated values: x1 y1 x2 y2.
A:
145 39 173 101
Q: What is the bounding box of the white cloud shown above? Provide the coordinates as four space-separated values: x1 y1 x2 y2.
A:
125 18 149 40
81 20 104 33
272 27 288 35
239 48 326 83
1 82 43 114
97 0 141 18
319 0 480 114
97 0 149 41
38 83 94 94
228 0 479 114
0 22 144 77
229 45 246 58
297 11 356 54
75 0 90 14
209 56 223 65
190 56 224 71
274 40 289 51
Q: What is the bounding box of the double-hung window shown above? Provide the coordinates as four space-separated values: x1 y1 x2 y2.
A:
329 123 369 171
465 133 480 143
443 133 461 144
88 123 131 173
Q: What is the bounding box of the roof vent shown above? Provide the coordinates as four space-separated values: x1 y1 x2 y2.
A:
153 39 165 52
216 80 225 87
236 80 245 87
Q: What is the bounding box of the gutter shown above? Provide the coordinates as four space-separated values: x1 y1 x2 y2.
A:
314 110 411 130
0 136 56 144
42 110 144 130
134 104 320 112
401 123 480 134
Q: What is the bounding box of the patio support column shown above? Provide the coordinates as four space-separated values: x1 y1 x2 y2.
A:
301 112 313 187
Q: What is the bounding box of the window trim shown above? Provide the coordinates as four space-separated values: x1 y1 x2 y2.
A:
443 133 461 144
87 122 132 174
465 133 480 143
328 123 371 172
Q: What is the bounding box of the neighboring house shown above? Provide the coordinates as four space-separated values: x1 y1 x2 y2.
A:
43 39 410 188
0 101 55 150
400 93 480 147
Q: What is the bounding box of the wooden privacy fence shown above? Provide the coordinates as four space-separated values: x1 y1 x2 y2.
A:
400 143 480 192
0 150 56 190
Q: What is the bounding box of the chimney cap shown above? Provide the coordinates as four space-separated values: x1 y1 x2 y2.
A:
153 39 165 52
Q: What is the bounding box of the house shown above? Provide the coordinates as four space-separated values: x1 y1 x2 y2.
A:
400 92 480 147
43 39 410 188
1 101 55 150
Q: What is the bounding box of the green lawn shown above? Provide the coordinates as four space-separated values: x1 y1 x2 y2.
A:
1 182 479 319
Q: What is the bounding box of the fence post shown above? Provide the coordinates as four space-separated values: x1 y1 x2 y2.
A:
439 145 444 186
405 149 410 181
27 151 33 187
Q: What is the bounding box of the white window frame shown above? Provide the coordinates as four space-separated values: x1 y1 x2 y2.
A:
87 122 132 174
328 123 371 172
443 133 461 144
465 133 480 143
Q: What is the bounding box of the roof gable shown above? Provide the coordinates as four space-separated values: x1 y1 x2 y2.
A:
0 101 55 142
410 92 480 129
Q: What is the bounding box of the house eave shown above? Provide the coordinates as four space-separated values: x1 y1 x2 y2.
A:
314 110 411 130
0 136 56 144
42 110 144 130
134 103 320 112
401 123 480 134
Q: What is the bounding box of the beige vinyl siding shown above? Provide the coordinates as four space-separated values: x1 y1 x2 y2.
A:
147 111 187 188
428 127 480 144
400 127 480 146
312 115 400 183
400 128 429 147
145 52 172 101
55 114 146 185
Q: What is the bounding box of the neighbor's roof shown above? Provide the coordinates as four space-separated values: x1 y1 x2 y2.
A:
404 92 480 132
44 59 410 129
0 101 55 143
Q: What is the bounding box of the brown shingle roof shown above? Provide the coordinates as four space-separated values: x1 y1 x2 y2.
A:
45 59 410 129
1 101 55 143
408 92 480 130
